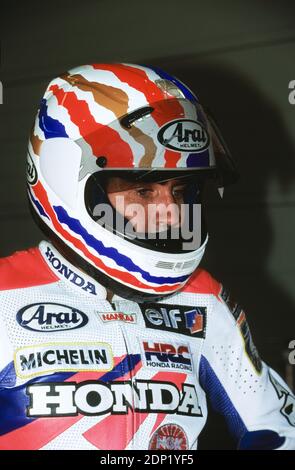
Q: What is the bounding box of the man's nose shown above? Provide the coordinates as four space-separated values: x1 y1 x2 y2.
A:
156 188 180 226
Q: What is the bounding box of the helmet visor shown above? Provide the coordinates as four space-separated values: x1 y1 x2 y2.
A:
85 170 208 254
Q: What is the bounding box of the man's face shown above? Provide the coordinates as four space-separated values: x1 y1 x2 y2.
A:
105 177 187 234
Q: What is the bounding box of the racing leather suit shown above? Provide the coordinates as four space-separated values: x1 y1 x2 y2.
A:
0 241 294 450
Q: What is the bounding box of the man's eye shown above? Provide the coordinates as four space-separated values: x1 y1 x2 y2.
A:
136 188 152 197
173 187 186 197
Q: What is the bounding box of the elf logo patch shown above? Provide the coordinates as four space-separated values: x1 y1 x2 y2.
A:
140 303 206 338
17 303 89 332
158 119 209 152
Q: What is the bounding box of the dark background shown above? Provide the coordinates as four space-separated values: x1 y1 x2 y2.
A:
1 0 295 449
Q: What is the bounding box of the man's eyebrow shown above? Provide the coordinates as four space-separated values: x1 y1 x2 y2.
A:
115 180 188 189
159 181 184 185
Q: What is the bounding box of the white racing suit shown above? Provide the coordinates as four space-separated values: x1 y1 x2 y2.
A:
0 241 294 450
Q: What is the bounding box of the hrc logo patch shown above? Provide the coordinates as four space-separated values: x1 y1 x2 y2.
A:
141 341 194 373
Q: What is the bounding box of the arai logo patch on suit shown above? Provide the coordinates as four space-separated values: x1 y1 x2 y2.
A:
141 341 193 374
98 312 137 323
14 342 113 378
140 303 206 338
157 119 209 152
149 424 188 450
16 303 89 332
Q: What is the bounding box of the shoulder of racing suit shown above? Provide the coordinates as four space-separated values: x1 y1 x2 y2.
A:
181 267 221 298
0 247 58 291
0 244 223 299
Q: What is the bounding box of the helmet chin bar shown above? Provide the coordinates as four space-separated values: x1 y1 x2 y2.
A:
29 201 179 303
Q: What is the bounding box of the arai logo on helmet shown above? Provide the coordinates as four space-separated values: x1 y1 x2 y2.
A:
16 303 89 332
158 119 209 152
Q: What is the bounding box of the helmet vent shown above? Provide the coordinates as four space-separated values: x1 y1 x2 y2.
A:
183 260 196 269
120 106 154 128
155 260 174 269
155 259 196 271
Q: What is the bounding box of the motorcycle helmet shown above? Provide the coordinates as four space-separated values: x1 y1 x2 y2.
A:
27 63 238 302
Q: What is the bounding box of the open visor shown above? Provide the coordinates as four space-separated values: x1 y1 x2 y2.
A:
85 170 208 254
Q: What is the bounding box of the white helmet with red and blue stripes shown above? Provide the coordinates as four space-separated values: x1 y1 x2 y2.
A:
27 63 237 302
